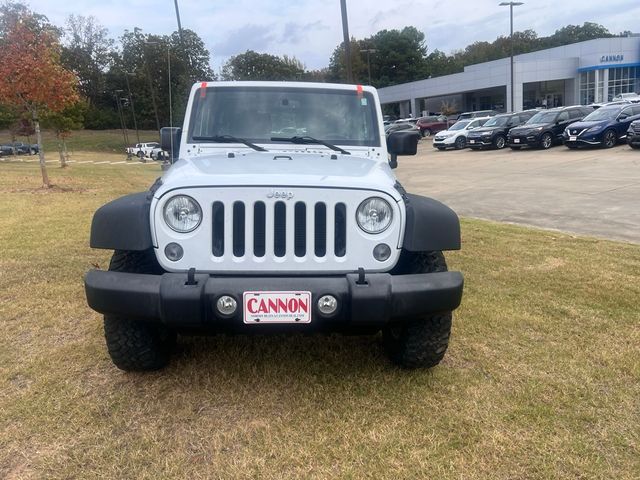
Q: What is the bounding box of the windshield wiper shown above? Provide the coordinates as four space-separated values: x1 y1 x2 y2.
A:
192 134 267 152
270 136 351 155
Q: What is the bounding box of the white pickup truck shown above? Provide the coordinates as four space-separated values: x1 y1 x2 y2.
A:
125 142 160 158
85 81 464 371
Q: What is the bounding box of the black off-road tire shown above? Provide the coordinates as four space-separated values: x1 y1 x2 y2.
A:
384 251 453 369
103 250 175 371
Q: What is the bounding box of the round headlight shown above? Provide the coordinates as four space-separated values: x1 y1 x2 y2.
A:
356 197 393 234
163 195 202 233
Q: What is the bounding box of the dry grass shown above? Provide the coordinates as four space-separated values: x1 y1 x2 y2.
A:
0 159 639 479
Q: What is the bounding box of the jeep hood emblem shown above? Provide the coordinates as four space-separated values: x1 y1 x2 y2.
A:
267 189 294 200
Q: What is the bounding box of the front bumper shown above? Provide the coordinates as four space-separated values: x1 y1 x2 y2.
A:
627 133 640 146
508 133 540 147
467 137 492 147
433 136 455 146
563 132 603 147
85 270 464 332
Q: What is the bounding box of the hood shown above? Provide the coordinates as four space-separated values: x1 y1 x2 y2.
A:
155 151 400 200
468 126 501 135
565 120 609 131
510 123 548 133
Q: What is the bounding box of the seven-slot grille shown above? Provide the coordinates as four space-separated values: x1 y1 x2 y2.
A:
211 200 347 259
154 187 402 273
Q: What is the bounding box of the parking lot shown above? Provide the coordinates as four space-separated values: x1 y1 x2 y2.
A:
397 142 640 244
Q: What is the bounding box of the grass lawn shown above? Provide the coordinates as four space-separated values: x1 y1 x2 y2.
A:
0 129 159 155
0 160 638 479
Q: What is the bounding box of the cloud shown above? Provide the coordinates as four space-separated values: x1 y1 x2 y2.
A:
25 0 640 72
214 24 278 57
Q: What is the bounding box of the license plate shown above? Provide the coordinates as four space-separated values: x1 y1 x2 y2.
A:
243 291 312 324
469 140 475 144
569 136 577 141
514 138 520 143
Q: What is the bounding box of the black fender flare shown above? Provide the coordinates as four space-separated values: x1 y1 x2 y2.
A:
402 193 461 252
90 192 153 251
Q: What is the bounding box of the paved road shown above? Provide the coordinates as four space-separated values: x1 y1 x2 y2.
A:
395 142 640 244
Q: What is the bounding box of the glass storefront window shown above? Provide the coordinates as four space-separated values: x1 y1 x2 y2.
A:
579 71 596 104
607 67 639 101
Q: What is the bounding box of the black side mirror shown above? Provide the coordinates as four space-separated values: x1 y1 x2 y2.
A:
160 127 182 162
387 131 420 156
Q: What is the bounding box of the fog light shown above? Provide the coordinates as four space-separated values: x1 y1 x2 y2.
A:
373 243 391 261
216 295 237 315
317 295 338 315
164 242 183 261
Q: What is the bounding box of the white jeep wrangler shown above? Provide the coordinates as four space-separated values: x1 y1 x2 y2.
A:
85 81 464 371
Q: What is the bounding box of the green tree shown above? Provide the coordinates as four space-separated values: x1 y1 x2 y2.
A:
328 27 428 87
61 15 115 106
42 101 87 167
543 22 613 48
221 50 305 81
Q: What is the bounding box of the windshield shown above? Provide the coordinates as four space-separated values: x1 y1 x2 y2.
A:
483 116 509 127
526 111 558 124
583 108 618 121
189 86 380 147
449 120 470 131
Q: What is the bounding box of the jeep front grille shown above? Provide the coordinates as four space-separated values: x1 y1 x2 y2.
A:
213 200 347 259
153 187 403 274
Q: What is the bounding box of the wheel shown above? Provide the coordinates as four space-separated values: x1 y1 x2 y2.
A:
510 146 521 150
30 148 37 155
137 150 144 158
540 133 553 149
421 129 432 138
602 129 617 148
384 251 452 369
103 250 175 371
454 136 466 150
493 134 506 149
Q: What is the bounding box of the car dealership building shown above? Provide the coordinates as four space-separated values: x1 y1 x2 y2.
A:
378 36 640 116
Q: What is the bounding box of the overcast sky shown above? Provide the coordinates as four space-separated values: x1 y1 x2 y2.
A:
27 0 640 73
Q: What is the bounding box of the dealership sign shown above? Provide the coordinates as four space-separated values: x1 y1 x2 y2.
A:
600 54 624 62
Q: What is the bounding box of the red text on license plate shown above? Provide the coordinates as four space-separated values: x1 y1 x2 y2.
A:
243 291 312 324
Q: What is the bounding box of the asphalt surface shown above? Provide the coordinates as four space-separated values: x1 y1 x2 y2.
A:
396 140 640 244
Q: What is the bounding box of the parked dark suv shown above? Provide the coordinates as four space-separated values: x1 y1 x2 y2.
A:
563 104 640 148
416 115 450 137
508 106 593 149
467 110 538 149
627 119 640 149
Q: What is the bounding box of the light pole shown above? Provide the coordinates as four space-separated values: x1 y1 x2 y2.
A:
499 1 523 112
360 48 377 85
114 89 130 158
124 72 140 144
340 0 353 83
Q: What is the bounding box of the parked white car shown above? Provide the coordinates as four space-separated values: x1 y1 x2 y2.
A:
432 117 490 150
125 142 160 158
149 146 169 161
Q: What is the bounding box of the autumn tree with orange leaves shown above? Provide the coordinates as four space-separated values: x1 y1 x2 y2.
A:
0 14 78 187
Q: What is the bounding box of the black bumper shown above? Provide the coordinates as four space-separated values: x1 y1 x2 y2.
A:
508 135 539 147
85 270 464 332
